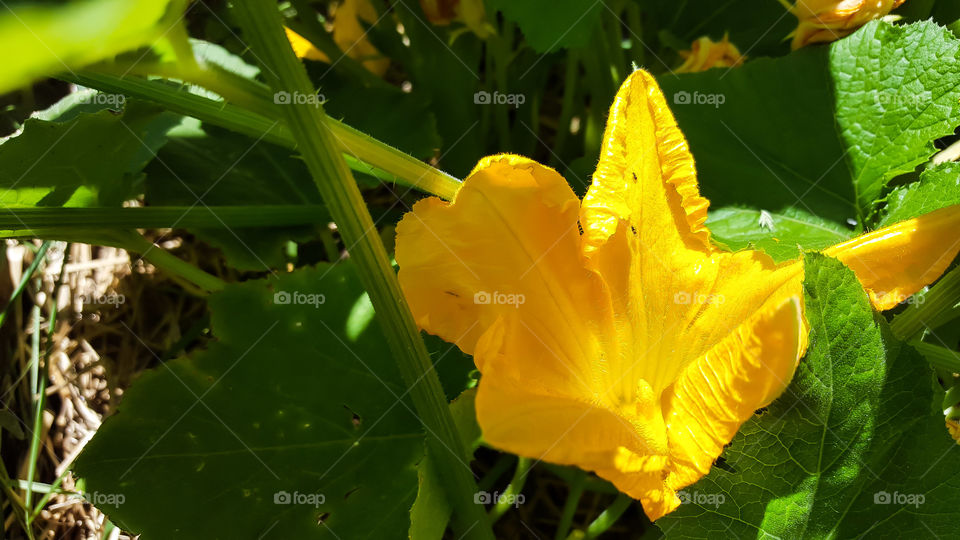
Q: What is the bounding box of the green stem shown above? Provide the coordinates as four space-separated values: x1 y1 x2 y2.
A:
489 457 532 523
229 3 494 539
115 231 226 294
577 493 633 540
0 206 327 234
65 71 462 200
53 230 226 295
24 305 44 526
891 265 960 340
0 241 50 329
911 341 960 372
555 469 587 540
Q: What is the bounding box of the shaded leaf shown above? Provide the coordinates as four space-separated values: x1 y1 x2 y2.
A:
75 263 423 539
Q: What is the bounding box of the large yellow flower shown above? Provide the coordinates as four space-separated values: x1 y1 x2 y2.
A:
787 0 907 49
394 69 960 520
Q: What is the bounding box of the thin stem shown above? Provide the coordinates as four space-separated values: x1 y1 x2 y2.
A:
555 469 587 540
114 232 226 294
0 242 50 329
891 265 960 340
65 71 462 200
0 206 327 234
489 457 532 523
229 3 494 539
577 493 633 540
23 305 44 528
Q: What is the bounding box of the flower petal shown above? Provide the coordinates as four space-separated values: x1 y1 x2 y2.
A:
824 205 960 310
582 69 711 256
395 155 613 395
658 295 806 517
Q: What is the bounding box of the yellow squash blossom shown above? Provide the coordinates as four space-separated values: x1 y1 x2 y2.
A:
948 419 960 444
675 35 746 73
394 69 960 520
786 0 907 49
284 0 389 75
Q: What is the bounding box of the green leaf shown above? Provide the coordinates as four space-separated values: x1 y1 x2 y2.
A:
707 206 853 263
313 70 443 161
144 121 327 270
75 263 424 538
0 100 178 208
488 0 602 52
659 254 960 537
879 162 960 226
0 0 182 95
659 21 960 228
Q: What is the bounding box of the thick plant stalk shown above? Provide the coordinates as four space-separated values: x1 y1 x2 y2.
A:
229 2 494 539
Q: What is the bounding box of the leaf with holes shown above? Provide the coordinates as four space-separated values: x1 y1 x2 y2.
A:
74 263 425 539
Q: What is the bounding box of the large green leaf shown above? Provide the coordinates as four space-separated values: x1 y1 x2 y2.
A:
659 21 960 231
144 121 327 271
0 100 178 208
880 162 960 226
0 0 182 95
75 263 424 538
659 254 960 537
488 0 602 53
